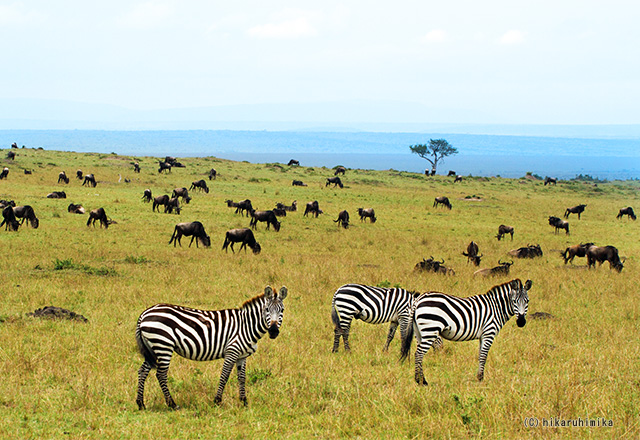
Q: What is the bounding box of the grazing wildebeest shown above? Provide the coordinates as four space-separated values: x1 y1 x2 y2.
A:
508 244 543 259
586 245 624 272
58 171 69 184
76 170 83 180
165 197 181 215
544 177 557 186
82 174 97 187
334 210 349 229
208 168 217 180
304 200 322 217
617 207 636 220
433 196 452 210
454 175 462 183
0 200 15 208
152 195 170 212
222 228 261 254
334 166 346 176
249 210 281 231
447 170 456 177
169 221 211 248
46 191 67 199
190 179 209 193
1 205 20 231
414 257 455 275
564 204 587 219
133 162 140 173
462 241 482 266
287 159 299 166
326 177 344 188
562 242 594 264
158 161 172 173
68 203 85 214
24 169 32 174
171 187 191 204
272 208 287 217
13 205 39 228
548 216 570 235
87 208 110 228
292 180 307 186
276 200 297 212
6 151 15 160
0 167 9 179
496 224 514 241
357 207 377 223
473 260 513 277
233 199 253 217
141 189 152 203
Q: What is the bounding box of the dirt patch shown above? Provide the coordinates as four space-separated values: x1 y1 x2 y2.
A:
530 311 555 320
27 306 88 323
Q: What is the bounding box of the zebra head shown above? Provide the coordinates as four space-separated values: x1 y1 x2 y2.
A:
263 286 288 339
510 279 532 327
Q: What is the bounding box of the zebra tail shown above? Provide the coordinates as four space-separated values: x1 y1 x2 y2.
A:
331 300 340 329
399 310 415 362
135 325 157 369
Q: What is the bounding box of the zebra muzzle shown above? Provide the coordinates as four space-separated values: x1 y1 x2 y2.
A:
268 324 280 339
516 315 526 327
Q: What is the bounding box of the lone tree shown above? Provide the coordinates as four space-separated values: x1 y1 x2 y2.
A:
410 139 458 175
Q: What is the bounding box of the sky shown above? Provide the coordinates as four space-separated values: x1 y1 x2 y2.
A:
1 1 639 125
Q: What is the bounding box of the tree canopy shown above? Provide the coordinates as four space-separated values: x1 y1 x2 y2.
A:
409 139 458 174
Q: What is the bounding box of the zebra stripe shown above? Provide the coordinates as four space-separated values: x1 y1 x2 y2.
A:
400 279 532 384
135 286 287 409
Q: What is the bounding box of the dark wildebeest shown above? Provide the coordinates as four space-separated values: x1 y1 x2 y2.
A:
454 175 462 183
276 201 297 212
292 180 307 186
68 203 85 214
132 162 140 173
249 210 281 231
433 196 452 210
87 208 110 228
562 243 594 264
334 210 349 229
158 161 172 173
414 257 455 275
508 244 543 259
6 151 15 160
304 200 322 217
232 199 253 217
165 197 181 215
544 177 557 186
24 169 32 175
357 208 377 223
222 228 261 254
13 205 39 228
447 170 456 177
334 166 346 176
190 179 209 193
326 177 344 188
462 241 482 266
586 245 624 272
82 174 97 187
564 204 587 219
142 189 152 203
0 200 15 208
548 216 570 235
272 208 287 217
47 191 67 199
58 171 69 184
171 187 191 204
617 207 636 220
1 205 20 231
208 168 217 180
169 221 211 248
287 159 300 166
76 170 83 180
153 195 170 212
496 224 514 241
473 260 513 277
0 167 9 179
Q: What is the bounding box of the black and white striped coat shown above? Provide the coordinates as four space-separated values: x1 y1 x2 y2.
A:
135 286 287 409
401 279 532 384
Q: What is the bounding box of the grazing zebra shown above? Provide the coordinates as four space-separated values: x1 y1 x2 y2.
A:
401 279 532 385
135 285 288 409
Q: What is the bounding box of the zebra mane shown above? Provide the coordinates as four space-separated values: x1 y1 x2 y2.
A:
241 293 267 309
486 278 522 295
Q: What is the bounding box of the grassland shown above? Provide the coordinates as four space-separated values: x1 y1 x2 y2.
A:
0 148 638 439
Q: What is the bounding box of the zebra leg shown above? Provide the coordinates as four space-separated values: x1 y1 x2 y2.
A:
414 334 440 385
155 355 178 409
342 323 352 352
136 360 152 410
332 326 342 353
236 358 248 406
214 355 238 404
383 321 399 352
477 333 496 381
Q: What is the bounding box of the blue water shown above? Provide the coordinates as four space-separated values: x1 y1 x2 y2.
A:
1 130 638 179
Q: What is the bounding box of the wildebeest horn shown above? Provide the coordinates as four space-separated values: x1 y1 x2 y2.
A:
438 258 444 264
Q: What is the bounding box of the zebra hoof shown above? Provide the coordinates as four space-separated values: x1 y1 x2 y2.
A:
477 373 484 381
136 401 146 410
214 397 222 405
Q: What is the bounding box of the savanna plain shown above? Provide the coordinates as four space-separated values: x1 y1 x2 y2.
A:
0 148 639 439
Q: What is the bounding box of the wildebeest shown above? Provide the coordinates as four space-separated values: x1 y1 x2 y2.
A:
414 256 455 275
292 180 307 186
357 208 377 223
433 196 452 210
454 175 462 183
508 244 543 259
208 168 217 180
58 171 69 184
190 179 209 193
68 203 85 214
473 260 513 277
334 166 346 176
165 197 181 214
304 200 322 217
6 151 15 160
548 216 570 235
0 167 9 179
326 177 344 188
617 207 636 220
76 170 83 180
24 169 32 174
249 210 281 231
564 204 587 219
0 199 15 208
1 205 20 231
47 191 67 199
152 195 170 212
447 170 456 177
169 221 211 248
13 205 39 228
87 208 110 228
586 245 624 272
227 199 253 217
334 210 349 229
496 224 514 241
276 200 297 212
158 161 172 173
11 142 17 148
141 189 152 203
273 208 287 217
133 162 140 173
462 241 482 266
562 242 594 264
171 187 191 204
287 159 299 166
544 177 557 186
82 174 97 187
222 228 261 254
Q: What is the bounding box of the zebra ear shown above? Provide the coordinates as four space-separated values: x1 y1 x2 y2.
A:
524 279 533 290
278 286 288 300
264 286 274 299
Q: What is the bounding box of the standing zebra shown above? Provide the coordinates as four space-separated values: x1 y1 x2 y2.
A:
401 279 532 385
135 285 288 409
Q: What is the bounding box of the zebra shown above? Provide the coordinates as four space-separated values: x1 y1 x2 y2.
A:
400 278 532 385
135 285 288 409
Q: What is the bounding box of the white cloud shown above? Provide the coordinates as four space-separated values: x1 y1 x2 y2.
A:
118 2 173 30
421 29 447 43
499 29 525 45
